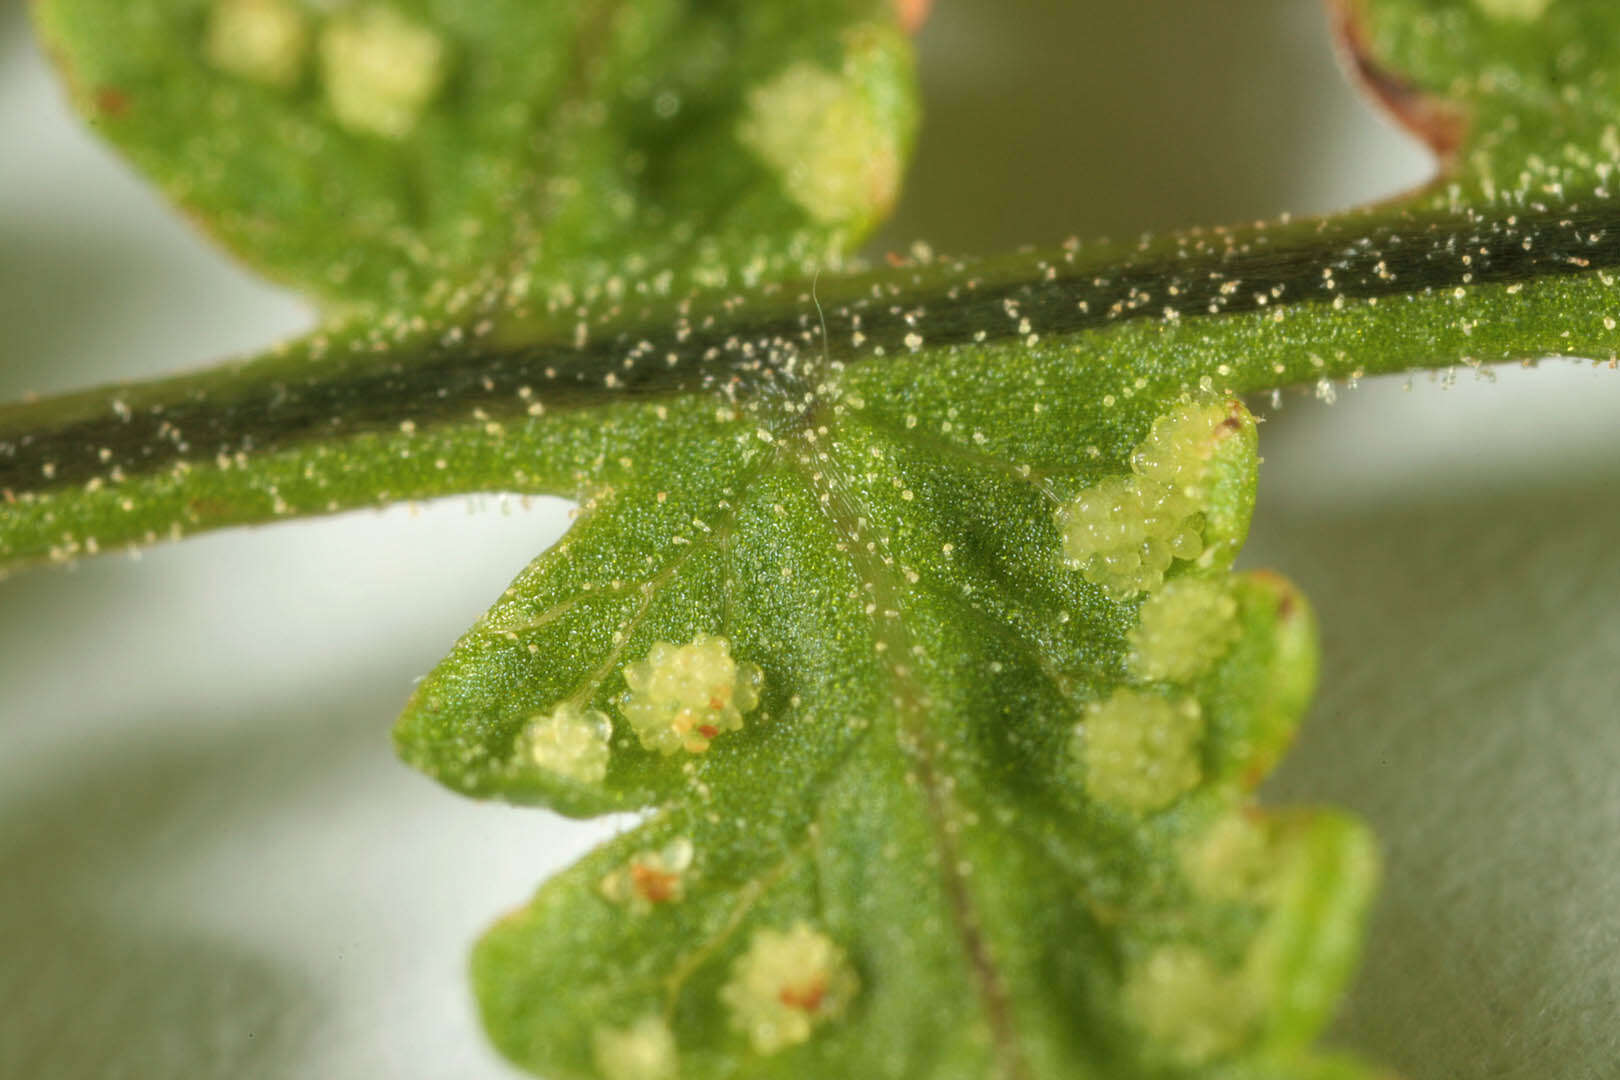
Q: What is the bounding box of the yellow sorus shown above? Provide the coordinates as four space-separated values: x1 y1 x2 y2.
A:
736 25 908 233
1055 474 1203 600
721 921 860 1055
599 837 695 914
205 0 308 89
620 634 764 755
1074 689 1204 814
591 1014 678 1080
516 702 612 784
1124 945 1259 1065
1056 400 1251 600
1181 812 1274 903
319 5 448 139
1131 400 1234 500
1126 576 1240 684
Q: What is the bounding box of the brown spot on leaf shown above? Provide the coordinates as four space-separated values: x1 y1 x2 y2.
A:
187 497 236 518
1213 397 1251 441
628 861 680 904
94 86 130 117
778 976 827 1012
1275 589 1297 620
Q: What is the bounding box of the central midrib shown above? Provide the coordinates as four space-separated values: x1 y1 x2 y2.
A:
6 200 1620 496
789 413 1031 1080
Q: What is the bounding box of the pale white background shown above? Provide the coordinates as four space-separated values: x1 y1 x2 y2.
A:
3 2 1618 1077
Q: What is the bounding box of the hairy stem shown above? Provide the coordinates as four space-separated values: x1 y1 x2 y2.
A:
5 199 1619 572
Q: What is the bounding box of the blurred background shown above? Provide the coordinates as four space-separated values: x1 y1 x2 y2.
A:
3 1 1617 1076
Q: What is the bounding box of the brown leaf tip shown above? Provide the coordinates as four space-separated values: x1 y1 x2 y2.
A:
1329 0 1467 166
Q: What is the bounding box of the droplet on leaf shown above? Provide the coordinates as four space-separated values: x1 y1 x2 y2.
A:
205 0 308 90
720 921 859 1055
592 1013 678 1080
1126 576 1240 683
599 837 696 913
1123 945 1257 1065
517 703 612 784
1074 689 1204 814
620 634 764 755
319 5 448 139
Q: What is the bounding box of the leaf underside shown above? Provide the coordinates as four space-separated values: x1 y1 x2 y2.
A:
11 0 1620 1077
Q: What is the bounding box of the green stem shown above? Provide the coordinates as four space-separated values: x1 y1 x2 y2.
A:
5 200 1619 573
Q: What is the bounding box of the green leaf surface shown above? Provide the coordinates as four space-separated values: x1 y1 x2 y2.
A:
7 0 1620 1077
402 367 1384 1078
33 0 915 310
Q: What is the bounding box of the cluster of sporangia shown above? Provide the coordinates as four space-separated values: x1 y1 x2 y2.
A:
512 398 1258 1078
204 0 450 140
1060 400 1251 816
515 635 855 1076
